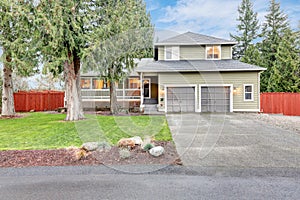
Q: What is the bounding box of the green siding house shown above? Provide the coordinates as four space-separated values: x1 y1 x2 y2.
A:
81 32 266 113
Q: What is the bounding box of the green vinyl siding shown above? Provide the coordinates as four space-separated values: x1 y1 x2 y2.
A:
221 45 232 59
158 72 260 111
180 45 205 60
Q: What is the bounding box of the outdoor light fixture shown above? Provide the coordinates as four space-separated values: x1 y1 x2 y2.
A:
233 87 238 95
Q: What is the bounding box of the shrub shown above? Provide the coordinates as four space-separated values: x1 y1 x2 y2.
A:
119 148 131 159
143 143 154 152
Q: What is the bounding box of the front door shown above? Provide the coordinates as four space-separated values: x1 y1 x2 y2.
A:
143 79 151 98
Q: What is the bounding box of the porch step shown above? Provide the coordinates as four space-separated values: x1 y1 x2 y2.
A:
143 104 163 115
144 98 158 104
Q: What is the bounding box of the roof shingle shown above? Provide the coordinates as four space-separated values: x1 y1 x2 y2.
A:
156 32 237 46
136 59 266 73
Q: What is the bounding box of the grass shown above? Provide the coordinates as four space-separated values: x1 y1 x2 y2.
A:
0 112 172 150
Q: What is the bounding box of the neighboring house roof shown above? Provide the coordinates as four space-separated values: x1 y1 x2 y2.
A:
136 59 266 73
155 31 237 46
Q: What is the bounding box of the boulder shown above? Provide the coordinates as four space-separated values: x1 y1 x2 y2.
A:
117 138 136 149
81 142 99 151
130 136 143 145
149 146 164 157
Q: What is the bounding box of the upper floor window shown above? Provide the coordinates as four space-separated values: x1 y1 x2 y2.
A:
165 46 179 60
206 45 221 59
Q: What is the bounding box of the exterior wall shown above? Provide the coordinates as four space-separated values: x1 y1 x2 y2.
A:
158 72 260 111
180 45 205 60
221 45 232 59
157 45 233 60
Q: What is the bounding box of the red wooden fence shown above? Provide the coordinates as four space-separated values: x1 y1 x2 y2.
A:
260 92 300 116
14 91 65 112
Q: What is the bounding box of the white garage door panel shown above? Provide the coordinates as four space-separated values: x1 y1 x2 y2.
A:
167 87 195 112
201 86 230 112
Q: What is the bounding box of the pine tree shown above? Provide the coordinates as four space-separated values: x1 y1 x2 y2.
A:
230 0 259 60
84 0 153 114
241 44 261 66
269 29 300 92
259 0 290 92
0 0 39 116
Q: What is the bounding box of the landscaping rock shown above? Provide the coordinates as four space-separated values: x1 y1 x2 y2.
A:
117 138 135 149
149 146 164 157
97 141 111 152
130 136 143 145
81 142 99 152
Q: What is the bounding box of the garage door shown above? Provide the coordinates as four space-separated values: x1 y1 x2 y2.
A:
201 86 230 112
167 87 195 112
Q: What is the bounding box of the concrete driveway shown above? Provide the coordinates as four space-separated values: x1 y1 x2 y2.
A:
167 113 300 168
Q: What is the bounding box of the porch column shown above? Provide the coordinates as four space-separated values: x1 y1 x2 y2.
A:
139 72 144 111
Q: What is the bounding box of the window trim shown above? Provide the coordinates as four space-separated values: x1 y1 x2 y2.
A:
205 45 221 60
244 84 254 101
164 46 180 61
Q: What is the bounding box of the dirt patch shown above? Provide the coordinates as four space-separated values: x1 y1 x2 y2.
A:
0 141 182 168
0 113 28 119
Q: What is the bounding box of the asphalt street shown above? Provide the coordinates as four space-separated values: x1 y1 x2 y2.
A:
0 166 300 200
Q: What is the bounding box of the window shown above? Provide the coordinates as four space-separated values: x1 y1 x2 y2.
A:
92 78 103 89
128 78 140 89
206 45 221 59
80 78 91 89
244 84 254 101
165 46 179 60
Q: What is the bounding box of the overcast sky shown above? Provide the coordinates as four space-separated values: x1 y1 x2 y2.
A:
145 0 300 40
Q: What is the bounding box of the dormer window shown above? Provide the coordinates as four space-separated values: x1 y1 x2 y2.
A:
165 46 179 60
206 45 221 59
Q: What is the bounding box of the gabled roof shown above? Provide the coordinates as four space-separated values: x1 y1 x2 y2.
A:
155 31 237 46
136 59 266 73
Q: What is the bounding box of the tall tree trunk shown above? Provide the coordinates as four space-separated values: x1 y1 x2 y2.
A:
1 55 15 117
109 80 118 115
64 52 84 121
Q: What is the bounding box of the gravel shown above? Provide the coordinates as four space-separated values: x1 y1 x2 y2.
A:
244 113 300 133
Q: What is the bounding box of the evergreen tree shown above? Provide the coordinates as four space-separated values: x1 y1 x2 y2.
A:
230 0 259 60
259 0 290 92
84 0 153 114
268 29 300 92
241 44 261 66
0 0 39 116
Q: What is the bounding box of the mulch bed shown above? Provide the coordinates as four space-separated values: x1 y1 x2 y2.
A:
0 141 182 168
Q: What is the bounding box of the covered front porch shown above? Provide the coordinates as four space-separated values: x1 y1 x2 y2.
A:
80 74 159 111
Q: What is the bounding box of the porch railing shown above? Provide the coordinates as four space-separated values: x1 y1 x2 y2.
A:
81 89 140 100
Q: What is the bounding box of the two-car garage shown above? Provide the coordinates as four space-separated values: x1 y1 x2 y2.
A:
166 85 232 113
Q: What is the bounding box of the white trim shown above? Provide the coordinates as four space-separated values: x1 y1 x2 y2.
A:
258 73 261 112
205 45 221 60
139 73 143 106
233 109 260 112
243 84 254 101
164 84 198 113
199 84 233 112
164 46 180 61
82 99 141 102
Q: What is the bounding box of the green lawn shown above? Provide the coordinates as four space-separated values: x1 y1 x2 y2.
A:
0 112 172 150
